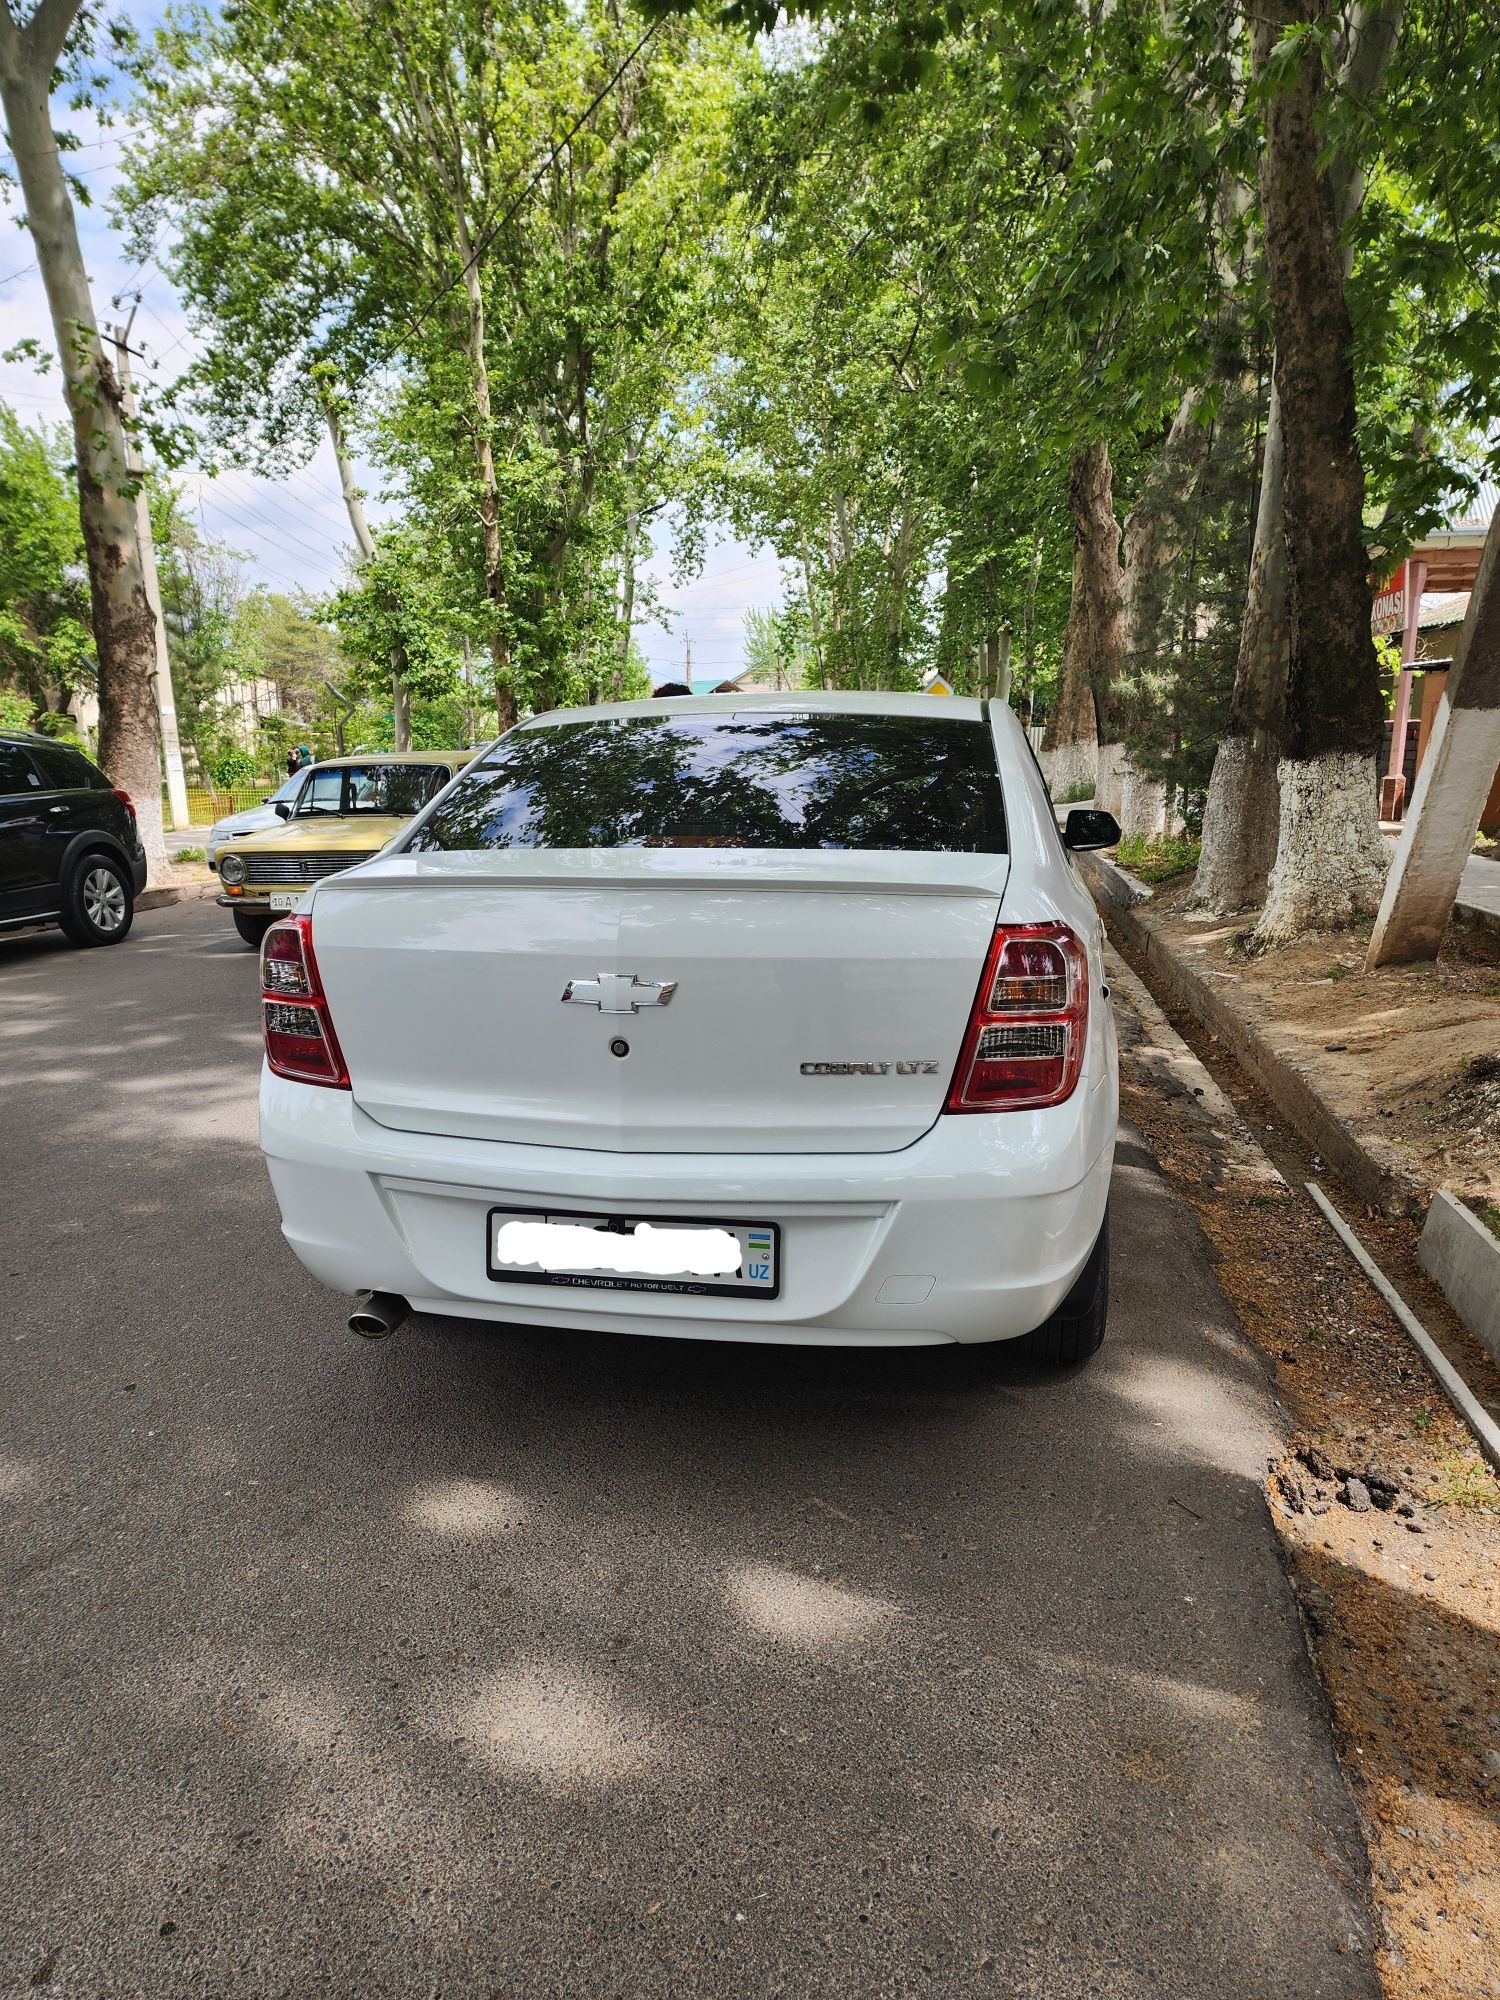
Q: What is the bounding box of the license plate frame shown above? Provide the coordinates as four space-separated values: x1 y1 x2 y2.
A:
267 890 306 910
486 1205 780 1300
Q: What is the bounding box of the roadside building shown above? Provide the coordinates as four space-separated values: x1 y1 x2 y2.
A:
1376 482 1500 834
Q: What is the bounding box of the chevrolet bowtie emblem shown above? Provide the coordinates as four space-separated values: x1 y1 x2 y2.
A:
560 973 678 1015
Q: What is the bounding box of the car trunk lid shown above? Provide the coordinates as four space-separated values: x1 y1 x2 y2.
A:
309 849 1008 1152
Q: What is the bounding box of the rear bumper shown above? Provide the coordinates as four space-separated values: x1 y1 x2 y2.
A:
129 844 148 894
260 1065 1117 1347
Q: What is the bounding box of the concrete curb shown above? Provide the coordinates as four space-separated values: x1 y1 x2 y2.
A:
137 883 218 912
1418 1191 1500 1367
1078 851 1426 1217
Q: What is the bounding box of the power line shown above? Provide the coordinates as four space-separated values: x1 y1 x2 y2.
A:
405 18 664 340
204 482 347 564
193 487 341 570
212 463 356 539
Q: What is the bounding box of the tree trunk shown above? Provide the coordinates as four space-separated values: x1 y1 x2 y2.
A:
1021 532 1043 721
614 435 640 701
457 252 513 731
113 325 191 833
1041 545 1099 800
1194 2 1403 918
1190 379 1288 912
1116 391 1210 839
320 387 411 750
1252 0 1389 945
1 1 168 876
1067 441 1127 813
994 628 1012 705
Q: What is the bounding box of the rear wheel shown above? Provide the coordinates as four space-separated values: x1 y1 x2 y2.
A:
1014 1210 1109 1365
233 910 274 949
59 852 134 947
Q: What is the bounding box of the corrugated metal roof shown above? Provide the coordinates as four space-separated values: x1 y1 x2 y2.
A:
1418 590 1469 629
1449 478 1497 532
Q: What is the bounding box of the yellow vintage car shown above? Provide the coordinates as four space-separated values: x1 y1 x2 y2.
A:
214 750 475 947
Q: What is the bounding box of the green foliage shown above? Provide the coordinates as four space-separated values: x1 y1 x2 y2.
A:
1117 833 1201 884
0 688 36 730
111 0 1500 782
203 744 257 789
0 404 95 717
121 0 750 719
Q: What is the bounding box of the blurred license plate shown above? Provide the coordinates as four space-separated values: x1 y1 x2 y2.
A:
268 891 305 910
487 1207 779 1299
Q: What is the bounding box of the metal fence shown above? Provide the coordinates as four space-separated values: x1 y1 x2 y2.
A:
164 783 277 827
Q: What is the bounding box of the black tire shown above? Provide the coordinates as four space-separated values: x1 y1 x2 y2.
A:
59 850 134 947
1014 1210 1109 1365
233 910 274 949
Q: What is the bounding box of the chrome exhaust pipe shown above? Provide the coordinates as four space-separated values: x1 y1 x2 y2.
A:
348 1290 410 1340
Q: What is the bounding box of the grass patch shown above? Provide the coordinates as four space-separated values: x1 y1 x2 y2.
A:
1059 780 1095 805
1116 833 1201 885
1432 1452 1499 1511
172 846 207 863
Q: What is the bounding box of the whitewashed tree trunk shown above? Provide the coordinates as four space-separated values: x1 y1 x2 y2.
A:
1048 739 1098 803
1192 735 1281 912
1116 762 1169 839
1094 741 1128 818
1255 752 1389 944
1191 3 1403 917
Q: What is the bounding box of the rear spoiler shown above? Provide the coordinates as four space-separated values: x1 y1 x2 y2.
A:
320 851 1011 900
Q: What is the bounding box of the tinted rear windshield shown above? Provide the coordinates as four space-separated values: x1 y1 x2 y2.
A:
405 711 1007 854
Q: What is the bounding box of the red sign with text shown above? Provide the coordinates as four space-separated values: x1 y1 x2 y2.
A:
1371 562 1407 637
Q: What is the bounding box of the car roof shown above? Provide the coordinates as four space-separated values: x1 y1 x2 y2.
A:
301 749 466 768
522 689 990 729
1 728 84 747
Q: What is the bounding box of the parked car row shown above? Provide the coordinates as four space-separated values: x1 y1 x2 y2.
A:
0 732 477 952
214 750 477 947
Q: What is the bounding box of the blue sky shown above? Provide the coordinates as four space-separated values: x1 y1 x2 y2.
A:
0 25 783 681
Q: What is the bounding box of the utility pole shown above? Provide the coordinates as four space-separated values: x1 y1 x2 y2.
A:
111 307 190 832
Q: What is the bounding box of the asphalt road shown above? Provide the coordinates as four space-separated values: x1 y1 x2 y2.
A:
2 901 1375 1999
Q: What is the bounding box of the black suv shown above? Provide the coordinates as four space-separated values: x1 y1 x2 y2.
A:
0 730 148 947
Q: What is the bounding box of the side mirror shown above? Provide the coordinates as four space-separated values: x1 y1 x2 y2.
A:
1063 807 1121 851
273 800 293 820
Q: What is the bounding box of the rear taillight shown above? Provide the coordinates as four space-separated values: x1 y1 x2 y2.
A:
946 921 1089 1112
260 915 349 1089
111 786 136 831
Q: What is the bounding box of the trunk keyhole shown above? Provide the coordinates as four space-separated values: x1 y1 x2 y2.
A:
609 1038 630 1059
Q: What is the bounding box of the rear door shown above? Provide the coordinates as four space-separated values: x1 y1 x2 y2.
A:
0 742 52 912
310 707 1010 1154
26 741 120 890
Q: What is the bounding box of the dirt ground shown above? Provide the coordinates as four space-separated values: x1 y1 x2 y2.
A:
1146 873 1500 1216
1111 947 1500 2000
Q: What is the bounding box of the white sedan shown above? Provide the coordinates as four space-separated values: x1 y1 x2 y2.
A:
205 769 308 865
256 692 1121 1359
